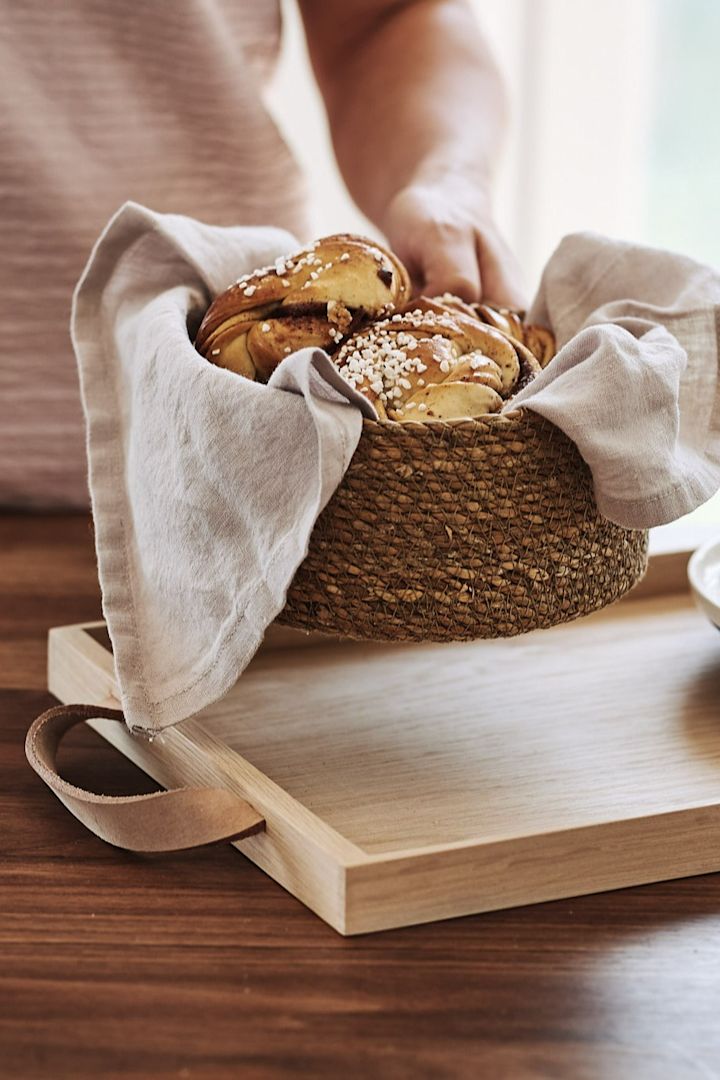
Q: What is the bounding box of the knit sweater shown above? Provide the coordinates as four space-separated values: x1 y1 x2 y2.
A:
0 0 307 506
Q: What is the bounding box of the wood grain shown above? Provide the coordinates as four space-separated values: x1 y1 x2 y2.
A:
201 595 720 850
4 512 720 1077
48 587 720 933
0 513 101 688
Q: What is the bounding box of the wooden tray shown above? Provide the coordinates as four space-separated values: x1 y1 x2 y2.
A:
47 544 720 935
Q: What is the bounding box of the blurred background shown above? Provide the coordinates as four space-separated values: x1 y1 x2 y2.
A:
269 0 719 285
268 0 720 531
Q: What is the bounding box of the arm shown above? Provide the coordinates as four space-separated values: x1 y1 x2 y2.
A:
298 0 525 305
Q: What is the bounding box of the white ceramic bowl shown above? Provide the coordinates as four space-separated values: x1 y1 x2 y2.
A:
688 536 720 629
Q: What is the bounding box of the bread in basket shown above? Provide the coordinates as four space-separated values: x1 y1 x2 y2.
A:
195 234 648 642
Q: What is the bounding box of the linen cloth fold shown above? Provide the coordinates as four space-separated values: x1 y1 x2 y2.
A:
73 205 720 734
72 202 372 734
515 232 720 528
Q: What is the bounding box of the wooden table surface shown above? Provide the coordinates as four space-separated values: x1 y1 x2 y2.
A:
3 513 720 1080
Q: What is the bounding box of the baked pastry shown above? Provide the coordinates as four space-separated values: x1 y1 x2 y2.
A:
334 305 542 422
409 293 556 370
196 234 555 422
195 233 411 380
473 302 555 368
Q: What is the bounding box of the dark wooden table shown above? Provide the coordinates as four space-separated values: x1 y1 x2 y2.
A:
3 513 720 1080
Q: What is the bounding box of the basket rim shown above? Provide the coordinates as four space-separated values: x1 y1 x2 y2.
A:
361 407 531 435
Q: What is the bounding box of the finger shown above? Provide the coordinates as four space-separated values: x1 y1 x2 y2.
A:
420 230 481 301
475 229 528 309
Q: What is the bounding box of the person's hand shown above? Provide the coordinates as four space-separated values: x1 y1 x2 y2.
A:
382 176 527 308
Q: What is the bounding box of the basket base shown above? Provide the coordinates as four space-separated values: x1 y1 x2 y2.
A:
279 534 650 642
280 414 650 643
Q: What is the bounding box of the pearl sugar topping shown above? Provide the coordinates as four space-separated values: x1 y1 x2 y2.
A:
336 312 477 407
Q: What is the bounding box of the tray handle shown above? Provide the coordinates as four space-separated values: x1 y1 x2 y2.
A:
26 704 265 852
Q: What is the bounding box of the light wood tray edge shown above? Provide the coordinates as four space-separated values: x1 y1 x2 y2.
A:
343 803 720 934
46 537 706 935
47 625 364 933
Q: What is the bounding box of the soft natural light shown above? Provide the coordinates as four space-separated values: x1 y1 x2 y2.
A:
269 0 720 280
268 0 720 530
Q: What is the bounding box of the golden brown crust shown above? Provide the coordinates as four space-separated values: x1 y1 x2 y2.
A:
195 234 411 379
398 295 557 390
403 380 503 422
334 308 512 422
247 315 336 381
522 324 556 368
398 293 478 321
331 293 555 422
472 302 556 369
195 235 552 421
473 302 526 340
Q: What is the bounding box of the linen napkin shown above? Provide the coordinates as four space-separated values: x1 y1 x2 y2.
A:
73 206 720 734
513 232 720 528
72 202 372 735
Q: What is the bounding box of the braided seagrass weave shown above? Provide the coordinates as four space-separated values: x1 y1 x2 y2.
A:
279 411 649 642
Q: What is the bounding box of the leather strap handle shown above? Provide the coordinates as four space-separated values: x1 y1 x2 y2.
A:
26 704 265 852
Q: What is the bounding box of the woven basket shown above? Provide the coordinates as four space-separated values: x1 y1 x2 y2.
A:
278 411 648 642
